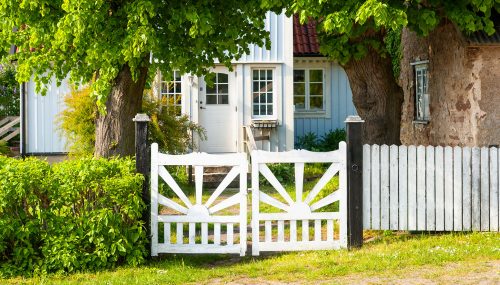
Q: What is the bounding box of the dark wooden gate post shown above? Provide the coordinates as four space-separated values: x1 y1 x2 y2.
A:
134 113 151 256
345 115 364 248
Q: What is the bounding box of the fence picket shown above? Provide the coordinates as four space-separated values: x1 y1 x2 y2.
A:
177 223 184 244
435 146 444 231
214 223 221 245
302 220 309 241
417 145 426 230
278 221 285 242
462 147 472 231
390 145 399 230
314 220 321 241
380 145 390 230
426 146 435 231
444 146 454 231
371 145 381 229
265 221 272 242
490 148 499 231
290 220 297 242
227 223 234 245
472 147 481 231
363 145 371 229
189 223 196 244
327 220 334 241
453 147 463 231
481 147 490 231
408 145 417 231
164 223 171 244
201 223 208 245
399 146 408 230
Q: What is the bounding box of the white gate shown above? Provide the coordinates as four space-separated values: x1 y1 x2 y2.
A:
251 142 347 255
150 143 248 256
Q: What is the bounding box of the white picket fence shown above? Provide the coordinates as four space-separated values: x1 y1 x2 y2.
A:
363 144 500 232
251 143 347 255
150 143 248 256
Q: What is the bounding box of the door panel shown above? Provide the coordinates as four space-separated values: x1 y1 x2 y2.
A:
199 67 237 153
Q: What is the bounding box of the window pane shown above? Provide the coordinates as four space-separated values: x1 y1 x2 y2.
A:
266 82 273 92
267 92 272 103
310 96 323 110
259 81 266 92
294 96 305 109
310 83 323 95
267 104 273 115
253 92 259 103
206 94 217 104
253 104 259 116
219 95 229 104
253 70 259 80
175 82 181 93
309 70 323 82
294 69 305 82
260 70 266 80
218 73 228 83
206 84 216 94
267 70 273 80
260 104 266 115
259 93 267 104
294 83 305 95
174 71 181 81
218 83 228 94
253 82 259 93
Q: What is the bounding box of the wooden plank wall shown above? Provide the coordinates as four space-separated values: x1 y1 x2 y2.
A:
363 144 500 232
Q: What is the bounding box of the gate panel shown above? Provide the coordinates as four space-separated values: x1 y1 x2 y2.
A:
251 142 347 255
151 143 248 256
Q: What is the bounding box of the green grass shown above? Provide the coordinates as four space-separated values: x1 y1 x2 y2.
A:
6 232 499 284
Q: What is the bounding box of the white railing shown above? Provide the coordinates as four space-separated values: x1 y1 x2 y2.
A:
150 143 248 256
251 142 347 256
363 144 499 232
0 116 20 142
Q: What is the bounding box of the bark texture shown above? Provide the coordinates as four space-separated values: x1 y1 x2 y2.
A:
344 49 404 145
399 21 500 147
94 64 149 157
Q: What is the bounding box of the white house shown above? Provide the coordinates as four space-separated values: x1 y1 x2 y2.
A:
20 12 356 155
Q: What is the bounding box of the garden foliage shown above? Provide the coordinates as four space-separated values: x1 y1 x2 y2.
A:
0 64 18 117
0 156 146 277
58 87 204 156
295 129 346 152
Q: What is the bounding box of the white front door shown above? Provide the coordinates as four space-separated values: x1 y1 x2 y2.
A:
199 67 237 153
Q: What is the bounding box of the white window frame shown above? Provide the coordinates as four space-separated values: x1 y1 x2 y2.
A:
250 66 279 120
293 59 331 118
411 60 430 123
159 70 184 115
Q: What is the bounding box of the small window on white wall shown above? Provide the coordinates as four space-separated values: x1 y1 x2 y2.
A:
160 71 182 115
252 69 274 117
413 62 429 121
294 69 324 111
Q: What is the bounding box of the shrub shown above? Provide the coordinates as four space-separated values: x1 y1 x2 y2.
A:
0 156 146 277
295 129 346 152
0 140 9 155
0 64 19 117
57 87 96 156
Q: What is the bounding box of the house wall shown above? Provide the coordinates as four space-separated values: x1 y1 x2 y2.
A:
25 76 69 154
294 59 356 142
400 23 500 147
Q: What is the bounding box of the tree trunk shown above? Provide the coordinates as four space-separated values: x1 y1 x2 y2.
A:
94 64 149 157
344 49 404 145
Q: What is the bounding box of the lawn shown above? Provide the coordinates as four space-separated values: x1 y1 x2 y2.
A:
7 232 500 284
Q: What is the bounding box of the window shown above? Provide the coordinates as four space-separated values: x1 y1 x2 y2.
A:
206 73 229 104
160 71 182 115
252 69 274 117
414 63 429 121
294 69 324 111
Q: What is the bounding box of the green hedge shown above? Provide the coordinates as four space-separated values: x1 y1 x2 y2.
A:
0 156 146 277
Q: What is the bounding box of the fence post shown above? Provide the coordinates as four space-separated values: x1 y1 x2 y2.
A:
345 115 364 248
133 113 151 256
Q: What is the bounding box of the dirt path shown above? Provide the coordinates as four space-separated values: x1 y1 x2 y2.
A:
205 259 500 285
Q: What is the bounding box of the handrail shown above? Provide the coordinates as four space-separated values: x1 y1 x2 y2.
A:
0 116 20 142
243 125 257 152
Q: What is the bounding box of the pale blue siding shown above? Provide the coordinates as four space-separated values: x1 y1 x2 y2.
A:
294 62 357 141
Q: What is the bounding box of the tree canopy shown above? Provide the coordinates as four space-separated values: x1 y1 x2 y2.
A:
290 0 499 65
0 0 279 108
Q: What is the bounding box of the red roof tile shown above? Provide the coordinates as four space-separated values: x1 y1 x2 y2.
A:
293 14 321 56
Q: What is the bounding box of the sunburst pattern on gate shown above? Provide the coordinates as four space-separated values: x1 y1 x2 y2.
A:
150 143 248 256
251 142 347 255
